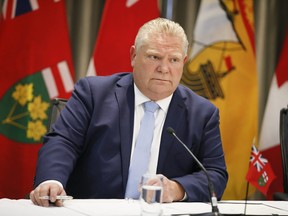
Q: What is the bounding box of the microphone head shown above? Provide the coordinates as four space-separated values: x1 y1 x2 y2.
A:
166 127 175 135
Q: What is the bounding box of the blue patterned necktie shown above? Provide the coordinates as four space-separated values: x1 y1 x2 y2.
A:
125 101 159 199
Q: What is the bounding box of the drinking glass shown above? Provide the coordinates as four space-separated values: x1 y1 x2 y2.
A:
140 174 163 216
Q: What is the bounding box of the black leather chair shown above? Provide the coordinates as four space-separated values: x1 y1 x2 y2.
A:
46 98 68 133
273 106 288 200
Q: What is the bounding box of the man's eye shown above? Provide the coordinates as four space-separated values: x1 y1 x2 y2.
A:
149 55 159 60
171 58 179 63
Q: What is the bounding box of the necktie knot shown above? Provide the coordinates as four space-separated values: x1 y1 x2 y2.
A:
144 101 159 113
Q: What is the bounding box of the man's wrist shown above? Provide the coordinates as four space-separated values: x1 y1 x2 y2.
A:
172 180 186 201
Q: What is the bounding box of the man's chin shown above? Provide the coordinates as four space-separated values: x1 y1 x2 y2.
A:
148 87 173 100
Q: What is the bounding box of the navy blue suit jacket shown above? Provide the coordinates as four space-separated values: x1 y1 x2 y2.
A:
35 73 228 202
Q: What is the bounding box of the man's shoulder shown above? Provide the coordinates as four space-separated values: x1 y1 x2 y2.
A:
176 84 217 109
77 72 132 86
177 84 207 101
85 72 131 81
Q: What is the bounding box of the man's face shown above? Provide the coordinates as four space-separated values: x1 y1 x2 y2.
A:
131 33 187 101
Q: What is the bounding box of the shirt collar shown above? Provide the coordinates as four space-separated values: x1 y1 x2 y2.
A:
134 84 173 114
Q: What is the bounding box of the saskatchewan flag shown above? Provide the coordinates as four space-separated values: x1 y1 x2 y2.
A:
0 0 74 198
182 0 258 199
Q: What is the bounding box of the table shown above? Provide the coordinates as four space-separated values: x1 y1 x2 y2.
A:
1 198 288 216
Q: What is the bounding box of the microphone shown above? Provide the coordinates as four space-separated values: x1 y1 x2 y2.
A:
166 127 221 216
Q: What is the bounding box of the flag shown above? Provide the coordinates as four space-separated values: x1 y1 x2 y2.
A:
246 145 276 195
87 0 160 76
259 30 288 199
182 0 258 199
0 0 74 198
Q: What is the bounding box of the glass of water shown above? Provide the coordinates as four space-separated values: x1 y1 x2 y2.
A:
140 174 163 216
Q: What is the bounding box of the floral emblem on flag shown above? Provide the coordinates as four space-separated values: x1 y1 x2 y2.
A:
0 73 51 143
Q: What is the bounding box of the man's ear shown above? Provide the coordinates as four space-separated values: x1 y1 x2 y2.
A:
183 55 188 64
130 45 136 67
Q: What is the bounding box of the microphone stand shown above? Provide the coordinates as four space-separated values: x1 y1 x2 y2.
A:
167 127 222 216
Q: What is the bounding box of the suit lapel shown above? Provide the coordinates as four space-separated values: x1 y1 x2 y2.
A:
114 76 187 187
114 74 134 190
157 89 186 173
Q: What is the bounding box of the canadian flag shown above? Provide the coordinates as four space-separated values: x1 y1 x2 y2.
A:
259 30 288 198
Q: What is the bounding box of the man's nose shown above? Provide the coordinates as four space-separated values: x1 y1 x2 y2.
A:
156 60 169 73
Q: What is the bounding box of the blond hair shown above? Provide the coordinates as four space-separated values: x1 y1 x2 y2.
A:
134 18 189 55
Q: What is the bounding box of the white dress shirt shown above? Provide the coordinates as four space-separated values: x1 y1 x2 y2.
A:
132 84 172 175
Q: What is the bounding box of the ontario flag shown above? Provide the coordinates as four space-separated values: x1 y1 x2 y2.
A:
0 0 74 198
258 29 288 199
246 145 276 195
87 0 159 76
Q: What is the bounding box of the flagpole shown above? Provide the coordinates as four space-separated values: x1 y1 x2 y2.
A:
244 181 250 215
244 137 255 215
162 0 173 20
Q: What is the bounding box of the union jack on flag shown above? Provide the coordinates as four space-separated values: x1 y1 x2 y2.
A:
246 144 276 195
2 0 39 20
249 145 268 172
2 0 60 20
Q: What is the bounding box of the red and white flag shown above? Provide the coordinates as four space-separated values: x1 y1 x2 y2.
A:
246 145 276 195
87 0 160 76
259 30 288 199
0 0 74 198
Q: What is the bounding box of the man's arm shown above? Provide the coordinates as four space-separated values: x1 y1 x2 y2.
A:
161 96 228 202
173 107 228 201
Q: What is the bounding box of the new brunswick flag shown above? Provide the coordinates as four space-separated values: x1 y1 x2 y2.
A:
183 0 258 199
0 0 74 198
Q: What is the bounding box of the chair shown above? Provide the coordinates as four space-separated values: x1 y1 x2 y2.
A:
24 98 68 199
46 98 68 133
273 106 288 200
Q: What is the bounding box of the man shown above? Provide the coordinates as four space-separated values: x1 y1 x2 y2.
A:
30 18 228 207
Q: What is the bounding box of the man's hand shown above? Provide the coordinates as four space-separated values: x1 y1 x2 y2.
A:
30 182 66 207
157 174 185 203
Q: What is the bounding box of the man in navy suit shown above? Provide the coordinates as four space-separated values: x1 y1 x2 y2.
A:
30 18 228 207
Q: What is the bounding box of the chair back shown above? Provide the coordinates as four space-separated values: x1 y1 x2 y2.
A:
280 106 288 193
46 98 68 133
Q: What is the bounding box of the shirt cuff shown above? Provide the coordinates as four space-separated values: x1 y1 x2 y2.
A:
179 192 188 201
